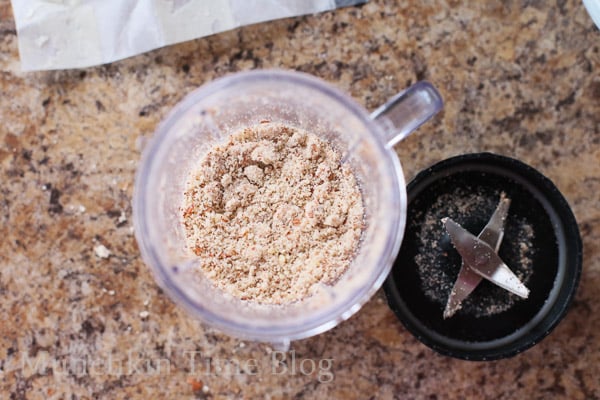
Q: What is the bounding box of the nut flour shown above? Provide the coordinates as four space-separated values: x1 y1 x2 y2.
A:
182 123 364 304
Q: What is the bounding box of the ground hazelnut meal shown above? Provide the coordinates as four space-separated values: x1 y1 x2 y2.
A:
182 123 364 305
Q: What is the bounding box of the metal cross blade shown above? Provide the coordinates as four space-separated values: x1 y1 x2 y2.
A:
442 194 530 319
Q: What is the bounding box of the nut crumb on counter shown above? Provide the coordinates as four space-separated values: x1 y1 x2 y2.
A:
94 244 111 259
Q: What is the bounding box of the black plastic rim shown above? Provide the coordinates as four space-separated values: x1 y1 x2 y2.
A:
383 153 582 361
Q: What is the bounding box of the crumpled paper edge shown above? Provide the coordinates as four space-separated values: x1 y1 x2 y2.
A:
11 0 366 71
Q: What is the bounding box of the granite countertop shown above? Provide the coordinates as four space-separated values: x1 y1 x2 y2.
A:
1 0 599 398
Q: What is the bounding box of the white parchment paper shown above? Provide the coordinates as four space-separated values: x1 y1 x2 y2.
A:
10 0 364 71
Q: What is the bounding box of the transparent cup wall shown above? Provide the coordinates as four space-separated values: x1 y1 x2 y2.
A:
135 73 406 342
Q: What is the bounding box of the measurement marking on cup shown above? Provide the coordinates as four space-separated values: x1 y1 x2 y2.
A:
340 138 365 164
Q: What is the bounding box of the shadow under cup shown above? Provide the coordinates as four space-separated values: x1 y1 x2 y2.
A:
133 71 407 342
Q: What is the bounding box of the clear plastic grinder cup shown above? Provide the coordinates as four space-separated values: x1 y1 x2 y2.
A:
133 70 443 346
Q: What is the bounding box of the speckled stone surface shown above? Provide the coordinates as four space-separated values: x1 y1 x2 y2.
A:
1 0 599 398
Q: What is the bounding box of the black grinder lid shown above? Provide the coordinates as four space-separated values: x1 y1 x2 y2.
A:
383 153 582 360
